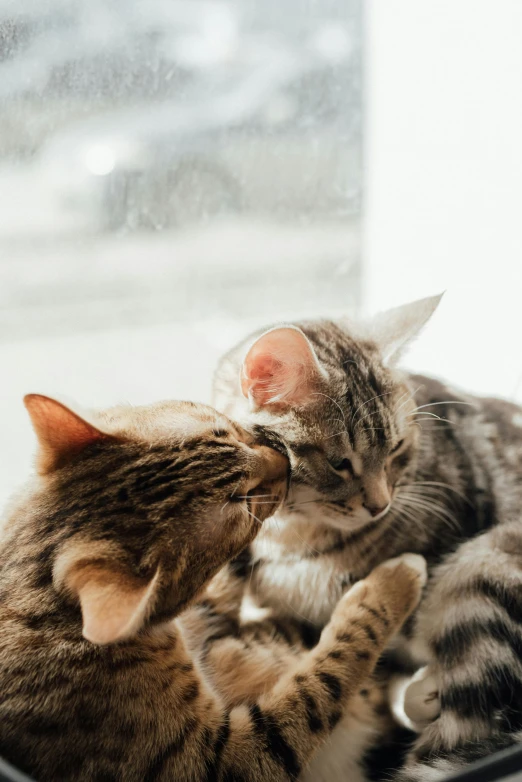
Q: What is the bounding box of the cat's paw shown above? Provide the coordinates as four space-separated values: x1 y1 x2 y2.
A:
379 553 428 588
403 666 441 728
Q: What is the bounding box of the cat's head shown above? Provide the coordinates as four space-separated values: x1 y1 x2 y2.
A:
213 295 441 533
23 394 288 644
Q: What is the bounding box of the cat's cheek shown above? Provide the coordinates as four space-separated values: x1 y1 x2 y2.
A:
224 506 259 550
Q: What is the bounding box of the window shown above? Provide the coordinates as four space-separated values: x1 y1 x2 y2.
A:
0 0 362 505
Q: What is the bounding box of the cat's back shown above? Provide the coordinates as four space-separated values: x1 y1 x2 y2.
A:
410 373 522 470
410 373 522 526
478 393 522 452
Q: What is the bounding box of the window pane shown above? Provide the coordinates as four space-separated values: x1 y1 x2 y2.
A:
0 0 362 504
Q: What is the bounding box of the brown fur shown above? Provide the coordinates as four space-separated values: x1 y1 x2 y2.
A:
213 299 522 779
0 395 425 781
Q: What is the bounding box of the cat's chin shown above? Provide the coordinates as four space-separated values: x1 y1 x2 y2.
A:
321 513 379 534
326 503 392 533
283 484 392 534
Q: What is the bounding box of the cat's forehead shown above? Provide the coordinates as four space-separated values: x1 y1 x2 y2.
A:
97 401 235 444
278 375 409 460
353 435 389 467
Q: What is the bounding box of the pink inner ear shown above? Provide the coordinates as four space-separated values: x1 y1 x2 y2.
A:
241 327 320 408
24 394 109 473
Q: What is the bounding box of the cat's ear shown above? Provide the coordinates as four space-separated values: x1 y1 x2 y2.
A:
56 554 159 645
241 326 325 409
369 294 443 365
24 394 114 474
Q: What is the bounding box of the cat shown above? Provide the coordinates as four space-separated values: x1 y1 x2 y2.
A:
213 294 522 780
0 393 426 782
184 547 424 782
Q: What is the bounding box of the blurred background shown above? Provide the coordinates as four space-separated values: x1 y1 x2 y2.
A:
0 0 521 505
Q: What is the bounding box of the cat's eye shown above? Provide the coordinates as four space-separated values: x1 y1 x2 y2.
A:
390 439 405 454
329 457 353 474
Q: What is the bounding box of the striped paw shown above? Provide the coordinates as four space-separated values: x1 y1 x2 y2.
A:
380 553 428 588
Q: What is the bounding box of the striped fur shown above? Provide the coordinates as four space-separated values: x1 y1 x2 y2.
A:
0 395 425 781
213 301 522 778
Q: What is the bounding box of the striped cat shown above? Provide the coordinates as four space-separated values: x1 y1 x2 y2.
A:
213 294 522 780
186 545 427 782
0 393 426 782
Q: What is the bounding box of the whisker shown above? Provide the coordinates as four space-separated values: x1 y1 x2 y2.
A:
311 392 346 425
234 494 279 500
407 411 442 419
393 498 438 530
354 409 384 427
245 500 282 505
230 474 246 500
405 480 474 508
391 501 426 533
396 494 461 533
417 423 457 431
392 389 412 412
394 386 422 415
411 400 477 412
390 504 430 543
324 430 350 440
287 499 331 508
351 391 392 426
288 525 324 556
246 508 264 526
406 411 452 423
400 500 460 532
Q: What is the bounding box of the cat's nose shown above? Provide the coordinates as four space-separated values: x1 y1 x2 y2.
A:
363 470 391 517
364 503 389 518
254 445 289 482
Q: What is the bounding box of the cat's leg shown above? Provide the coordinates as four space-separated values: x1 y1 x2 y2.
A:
151 554 424 781
211 553 426 781
395 521 522 781
181 554 252 655
207 548 253 615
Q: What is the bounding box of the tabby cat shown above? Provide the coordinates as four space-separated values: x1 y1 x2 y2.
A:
0 393 426 781
213 294 522 780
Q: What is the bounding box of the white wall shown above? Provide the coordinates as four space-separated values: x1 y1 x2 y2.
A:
365 0 522 401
